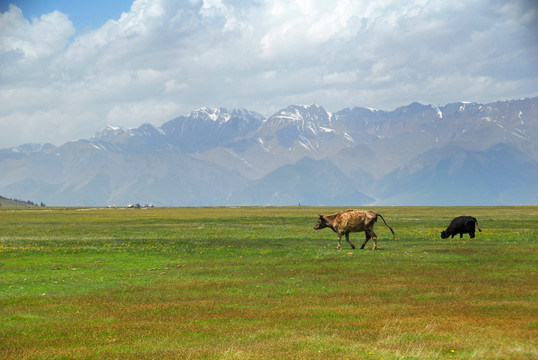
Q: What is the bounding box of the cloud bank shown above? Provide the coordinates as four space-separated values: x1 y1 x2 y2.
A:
1 0 537 147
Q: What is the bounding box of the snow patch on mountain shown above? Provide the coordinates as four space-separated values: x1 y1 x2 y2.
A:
434 106 443 119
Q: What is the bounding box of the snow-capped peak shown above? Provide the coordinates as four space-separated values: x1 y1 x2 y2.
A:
265 104 331 126
192 107 232 123
91 125 129 141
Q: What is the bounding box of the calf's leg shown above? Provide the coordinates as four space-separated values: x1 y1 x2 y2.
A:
360 233 371 249
370 230 378 250
345 233 356 249
362 226 378 250
337 234 342 250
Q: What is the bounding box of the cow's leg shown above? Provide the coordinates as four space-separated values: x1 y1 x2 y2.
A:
459 233 463 238
370 230 378 250
470 231 475 238
337 234 342 250
345 233 356 249
360 233 371 249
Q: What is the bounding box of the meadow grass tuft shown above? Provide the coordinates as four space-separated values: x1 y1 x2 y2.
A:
0 206 536 359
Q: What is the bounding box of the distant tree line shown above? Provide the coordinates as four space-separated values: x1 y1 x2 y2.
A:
0 195 45 207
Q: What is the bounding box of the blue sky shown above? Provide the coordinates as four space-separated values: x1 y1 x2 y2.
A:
0 0 133 33
0 0 537 147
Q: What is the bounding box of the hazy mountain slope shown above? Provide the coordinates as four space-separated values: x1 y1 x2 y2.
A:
0 143 55 162
330 131 439 180
374 143 538 205
0 142 248 206
227 157 374 206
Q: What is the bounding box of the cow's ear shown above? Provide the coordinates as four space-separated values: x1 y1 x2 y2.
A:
318 214 323 217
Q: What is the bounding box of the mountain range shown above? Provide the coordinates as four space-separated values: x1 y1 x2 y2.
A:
1 97 536 206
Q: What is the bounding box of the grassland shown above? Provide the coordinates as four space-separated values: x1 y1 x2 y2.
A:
0 206 536 359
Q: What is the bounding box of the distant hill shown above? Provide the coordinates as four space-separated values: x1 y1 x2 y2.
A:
0 195 40 208
0 97 536 206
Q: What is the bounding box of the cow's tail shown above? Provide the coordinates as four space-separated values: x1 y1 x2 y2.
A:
377 214 398 240
473 217 482 232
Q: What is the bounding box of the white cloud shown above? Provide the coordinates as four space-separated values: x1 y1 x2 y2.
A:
0 5 75 61
0 0 536 147
106 99 182 128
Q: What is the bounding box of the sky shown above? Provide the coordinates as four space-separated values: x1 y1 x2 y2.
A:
1 0 537 148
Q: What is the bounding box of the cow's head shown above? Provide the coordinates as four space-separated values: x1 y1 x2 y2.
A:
314 214 328 230
440 230 448 239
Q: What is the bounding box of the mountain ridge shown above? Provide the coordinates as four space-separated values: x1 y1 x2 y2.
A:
1 97 536 206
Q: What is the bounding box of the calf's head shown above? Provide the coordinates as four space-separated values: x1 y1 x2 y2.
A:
314 214 329 230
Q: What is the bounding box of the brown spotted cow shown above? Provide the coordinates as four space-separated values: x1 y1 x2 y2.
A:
314 209 397 250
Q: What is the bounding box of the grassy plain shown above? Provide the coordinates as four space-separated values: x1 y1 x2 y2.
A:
0 206 536 359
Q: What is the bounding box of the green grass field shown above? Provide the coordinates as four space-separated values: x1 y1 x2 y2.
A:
0 206 536 359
